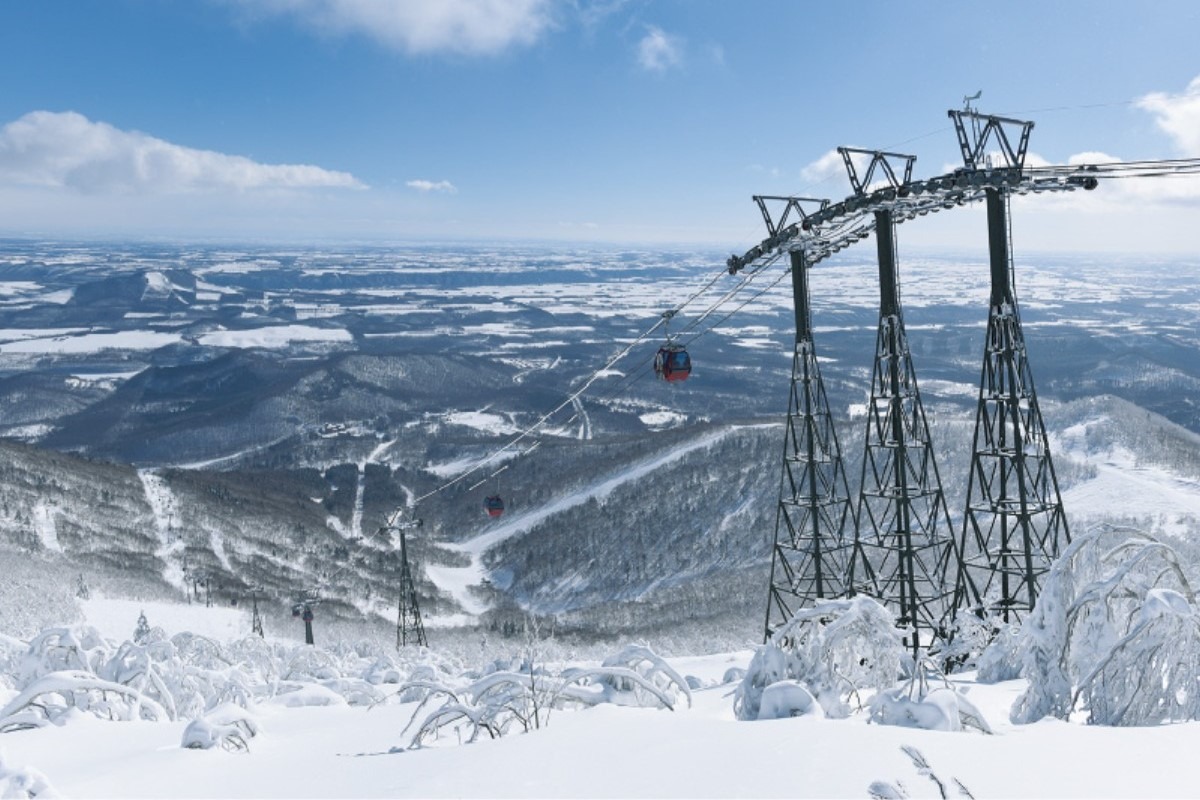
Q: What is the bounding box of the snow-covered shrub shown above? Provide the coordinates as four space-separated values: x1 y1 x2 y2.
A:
973 623 1023 684
17 627 108 685
399 643 687 750
0 670 169 731
938 610 1017 678
756 680 824 720
318 677 385 707
868 657 991 734
97 639 180 720
181 703 260 752
1012 525 1200 726
0 749 58 799
283 647 340 682
363 654 404 685
868 745 974 800
263 683 347 708
734 597 903 721
590 644 692 709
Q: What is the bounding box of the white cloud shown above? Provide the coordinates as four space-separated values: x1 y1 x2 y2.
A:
0 111 364 194
800 149 849 187
406 179 457 193
1137 75 1200 156
237 0 554 56
637 26 682 72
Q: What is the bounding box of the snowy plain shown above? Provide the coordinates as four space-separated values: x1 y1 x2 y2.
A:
4 597 1200 800
3 546 1196 796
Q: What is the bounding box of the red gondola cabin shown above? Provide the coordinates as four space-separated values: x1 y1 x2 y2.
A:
484 494 505 518
654 345 691 382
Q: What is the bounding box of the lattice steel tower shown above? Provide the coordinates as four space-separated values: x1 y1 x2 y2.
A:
761 195 856 640
842 149 957 654
949 110 1070 621
393 516 428 648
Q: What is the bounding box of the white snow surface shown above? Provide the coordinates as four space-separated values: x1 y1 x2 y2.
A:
3 632 1200 799
77 597 251 643
1057 425 1200 535
197 325 352 349
0 330 182 354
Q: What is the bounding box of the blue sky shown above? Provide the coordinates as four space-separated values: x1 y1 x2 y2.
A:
3 0 1200 252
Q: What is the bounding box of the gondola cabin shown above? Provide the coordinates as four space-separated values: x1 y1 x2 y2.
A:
484 494 505 518
654 345 691 382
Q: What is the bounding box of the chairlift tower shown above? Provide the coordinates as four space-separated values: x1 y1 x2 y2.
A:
249 586 264 638
391 514 428 648
948 110 1070 622
292 590 320 645
841 148 958 656
758 196 857 641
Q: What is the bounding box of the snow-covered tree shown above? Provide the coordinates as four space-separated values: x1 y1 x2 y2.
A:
1012 525 1200 726
132 612 151 645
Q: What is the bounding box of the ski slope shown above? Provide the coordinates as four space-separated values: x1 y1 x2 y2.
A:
425 425 770 616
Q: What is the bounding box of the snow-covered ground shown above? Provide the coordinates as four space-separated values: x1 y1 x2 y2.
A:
2 627 1199 799
78 596 251 643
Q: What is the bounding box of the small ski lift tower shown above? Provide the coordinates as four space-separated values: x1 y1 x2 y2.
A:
249 585 264 638
292 590 321 645
388 511 428 649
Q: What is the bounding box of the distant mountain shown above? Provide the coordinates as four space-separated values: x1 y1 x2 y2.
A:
74 269 196 309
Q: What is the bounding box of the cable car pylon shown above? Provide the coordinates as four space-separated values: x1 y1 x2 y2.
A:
948 109 1070 623
759 197 857 641
840 148 957 657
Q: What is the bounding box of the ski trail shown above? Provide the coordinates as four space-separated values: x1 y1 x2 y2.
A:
347 440 395 538
173 434 293 470
208 526 233 572
137 470 187 591
368 438 397 464
31 502 61 552
572 396 591 440
425 424 769 616
350 463 366 540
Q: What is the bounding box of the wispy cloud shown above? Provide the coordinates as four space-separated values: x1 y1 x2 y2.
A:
637 25 682 72
1137 75 1200 156
233 0 555 56
0 111 363 194
800 149 847 186
406 179 457 193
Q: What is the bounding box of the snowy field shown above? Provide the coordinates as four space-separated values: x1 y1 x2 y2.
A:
1 646 1198 799
1 589 1199 799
